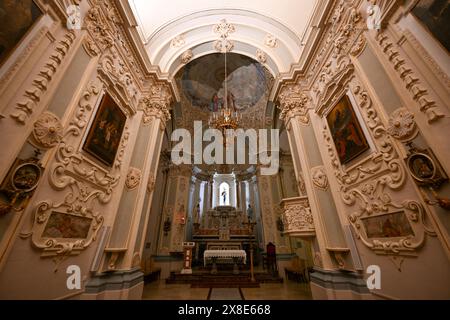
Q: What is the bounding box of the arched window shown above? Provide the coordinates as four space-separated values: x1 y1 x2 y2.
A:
219 182 230 206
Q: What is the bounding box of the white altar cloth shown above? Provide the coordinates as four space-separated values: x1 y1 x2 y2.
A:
203 250 247 266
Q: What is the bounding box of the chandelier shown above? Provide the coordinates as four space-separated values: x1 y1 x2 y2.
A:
208 46 241 141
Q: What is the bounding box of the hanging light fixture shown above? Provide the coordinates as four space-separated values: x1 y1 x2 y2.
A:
208 22 241 144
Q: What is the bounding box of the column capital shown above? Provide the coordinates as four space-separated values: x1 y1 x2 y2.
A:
277 84 310 125
140 84 172 125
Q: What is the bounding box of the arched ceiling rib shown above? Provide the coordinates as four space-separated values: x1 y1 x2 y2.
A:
129 0 319 76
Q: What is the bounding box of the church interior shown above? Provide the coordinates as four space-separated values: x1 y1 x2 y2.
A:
0 0 449 301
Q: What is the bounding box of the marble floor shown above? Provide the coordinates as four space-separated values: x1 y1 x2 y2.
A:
142 280 312 300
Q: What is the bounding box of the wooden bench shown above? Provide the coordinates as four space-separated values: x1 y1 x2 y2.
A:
141 257 161 283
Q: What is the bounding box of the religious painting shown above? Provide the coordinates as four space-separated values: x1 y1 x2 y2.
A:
412 0 450 52
361 211 415 239
327 95 370 165
83 93 126 167
42 212 92 239
0 0 43 65
407 152 437 182
11 162 41 192
178 53 273 112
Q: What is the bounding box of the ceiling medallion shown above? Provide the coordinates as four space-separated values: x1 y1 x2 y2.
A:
180 49 193 64
214 39 234 53
265 34 278 48
171 34 185 48
213 19 235 39
256 49 267 63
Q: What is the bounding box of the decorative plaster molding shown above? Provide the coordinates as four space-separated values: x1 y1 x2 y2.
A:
280 197 315 238
350 33 367 57
68 82 100 134
85 6 114 51
82 36 101 57
20 199 104 265
97 52 139 113
278 85 310 124
213 19 235 39
264 34 278 48
320 73 436 256
311 166 329 191
0 26 48 92
348 180 433 255
171 34 185 48
214 39 234 53
126 167 141 190
386 107 418 141
32 111 63 149
10 31 76 124
256 49 267 64
140 84 172 125
147 174 156 193
297 173 307 195
180 49 193 64
376 32 445 123
366 0 402 30
21 80 132 265
401 29 450 90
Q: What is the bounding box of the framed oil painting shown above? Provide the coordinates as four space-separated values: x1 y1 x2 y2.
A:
83 93 126 167
42 212 92 239
361 211 415 239
327 95 370 165
0 0 43 65
412 0 450 52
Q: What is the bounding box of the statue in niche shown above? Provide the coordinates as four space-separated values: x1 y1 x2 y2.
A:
221 191 227 205
247 204 253 220
219 182 230 206
193 200 201 224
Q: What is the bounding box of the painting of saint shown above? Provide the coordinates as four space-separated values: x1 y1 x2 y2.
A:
210 93 220 112
412 0 450 52
42 212 92 239
407 153 437 182
361 211 415 239
0 0 43 65
327 95 370 164
83 93 126 167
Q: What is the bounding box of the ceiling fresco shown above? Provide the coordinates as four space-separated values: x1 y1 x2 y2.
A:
175 53 274 114
174 53 275 175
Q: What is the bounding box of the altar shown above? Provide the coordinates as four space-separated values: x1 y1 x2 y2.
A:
204 249 247 274
193 205 256 268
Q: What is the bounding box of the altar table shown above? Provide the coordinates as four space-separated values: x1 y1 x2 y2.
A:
203 250 247 274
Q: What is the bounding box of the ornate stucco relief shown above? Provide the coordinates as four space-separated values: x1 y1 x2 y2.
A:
11 31 76 124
